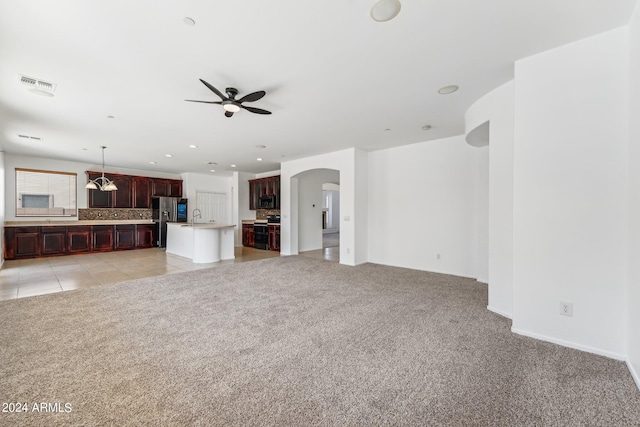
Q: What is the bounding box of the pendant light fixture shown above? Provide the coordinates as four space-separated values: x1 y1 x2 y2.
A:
85 146 118 191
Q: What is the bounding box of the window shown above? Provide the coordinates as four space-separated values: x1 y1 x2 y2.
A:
16 168 77 217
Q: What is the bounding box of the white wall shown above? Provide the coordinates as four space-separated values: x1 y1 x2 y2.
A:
234 172 256 246
512 28 629 359
181 172 232 223
367 135 479 278
0 152 5 265
627 0 640 388
465 80 515 318
476 146 489 284
281 148 367 266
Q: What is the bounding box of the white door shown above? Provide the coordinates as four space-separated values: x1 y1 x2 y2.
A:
196 191 228 223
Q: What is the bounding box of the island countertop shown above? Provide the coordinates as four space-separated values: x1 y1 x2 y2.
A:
179 223 236 229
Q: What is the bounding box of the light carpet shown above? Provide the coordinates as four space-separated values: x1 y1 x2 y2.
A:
1 256 639 426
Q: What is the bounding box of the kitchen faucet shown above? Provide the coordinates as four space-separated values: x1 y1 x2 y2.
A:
192 208 202 225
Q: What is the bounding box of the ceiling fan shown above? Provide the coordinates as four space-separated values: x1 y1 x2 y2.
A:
186 79 272 117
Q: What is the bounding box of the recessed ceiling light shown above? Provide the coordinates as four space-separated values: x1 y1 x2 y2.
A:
149 161 157 165
107 115 115 119
438 85 459 95
183 17 195 26
230 164 237 168
205 161 217 165
210 169 216 172
257 158 263 161
422 125 432 130
370 0 401 22
165 154 173 158
255 144 266 149
384 128 391 132
189 144 197 148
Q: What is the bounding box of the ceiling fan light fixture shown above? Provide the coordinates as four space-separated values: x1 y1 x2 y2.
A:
371 0 401 22
223 101 241 113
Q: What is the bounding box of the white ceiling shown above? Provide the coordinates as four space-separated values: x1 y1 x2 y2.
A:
0 0 636 176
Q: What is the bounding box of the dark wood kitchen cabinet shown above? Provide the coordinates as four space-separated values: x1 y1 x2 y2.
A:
4 227 39 259
169 180 182 197
151 178 169 196
268 224 280 252
112 175 132 208
133 176 151 208
87 172 112 208
92 225 114 252
87 172 182 208
67 226 92 254
40 226 67 256
115 225 135 250
4 224 156 260
136 224 155 248
249 175 280 210
150 178 182 197
242 223 254 247
87 172 131 208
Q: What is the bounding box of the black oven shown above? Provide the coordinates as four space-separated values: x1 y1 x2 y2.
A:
253 223 268 250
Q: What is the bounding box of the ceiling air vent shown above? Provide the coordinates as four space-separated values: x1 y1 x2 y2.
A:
18 74 56 96
17 134 43 142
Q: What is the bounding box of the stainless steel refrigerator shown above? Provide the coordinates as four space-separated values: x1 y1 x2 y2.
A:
152 197 178 248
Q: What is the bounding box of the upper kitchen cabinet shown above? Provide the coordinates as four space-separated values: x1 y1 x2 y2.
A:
112 175 132 208
87 172 112 208
132 176 151 208
151 178 183 198
249 175 280 210
169 180 182 197
87 172 182 208
87 172 131 208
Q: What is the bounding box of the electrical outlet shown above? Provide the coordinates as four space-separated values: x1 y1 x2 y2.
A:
437 253 441 260
559 301 573 317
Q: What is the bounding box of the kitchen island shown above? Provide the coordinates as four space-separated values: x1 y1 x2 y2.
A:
165 222 236 263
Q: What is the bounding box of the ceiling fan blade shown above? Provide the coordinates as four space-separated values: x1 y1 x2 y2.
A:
238 90 266 103
225 111 234 118
199 79 228 101
242 105 272 115
185 100 223 104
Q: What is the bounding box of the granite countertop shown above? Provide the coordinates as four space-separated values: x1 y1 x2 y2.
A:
4 220 156 227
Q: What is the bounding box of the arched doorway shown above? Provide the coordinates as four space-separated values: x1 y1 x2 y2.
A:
291 168 340 262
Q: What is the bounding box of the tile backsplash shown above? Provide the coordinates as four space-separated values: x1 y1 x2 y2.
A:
256 209 281 220
79 208 152 221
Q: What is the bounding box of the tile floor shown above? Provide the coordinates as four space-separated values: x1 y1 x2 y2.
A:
0 246 340 301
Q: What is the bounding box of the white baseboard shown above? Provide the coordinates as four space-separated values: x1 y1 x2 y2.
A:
487 305 512 319
628 360 640 391
511 327 626 361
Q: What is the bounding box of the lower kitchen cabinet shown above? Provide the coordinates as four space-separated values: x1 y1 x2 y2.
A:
136 224 154 248
41 226 67 256
4 227 39 259
115 225 136 250
92 226 115 252
242 224 254 247
67 226 92 254
268 224 280 252
4 224 156 260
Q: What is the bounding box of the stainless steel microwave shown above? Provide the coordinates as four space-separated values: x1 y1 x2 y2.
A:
259 195 276 209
